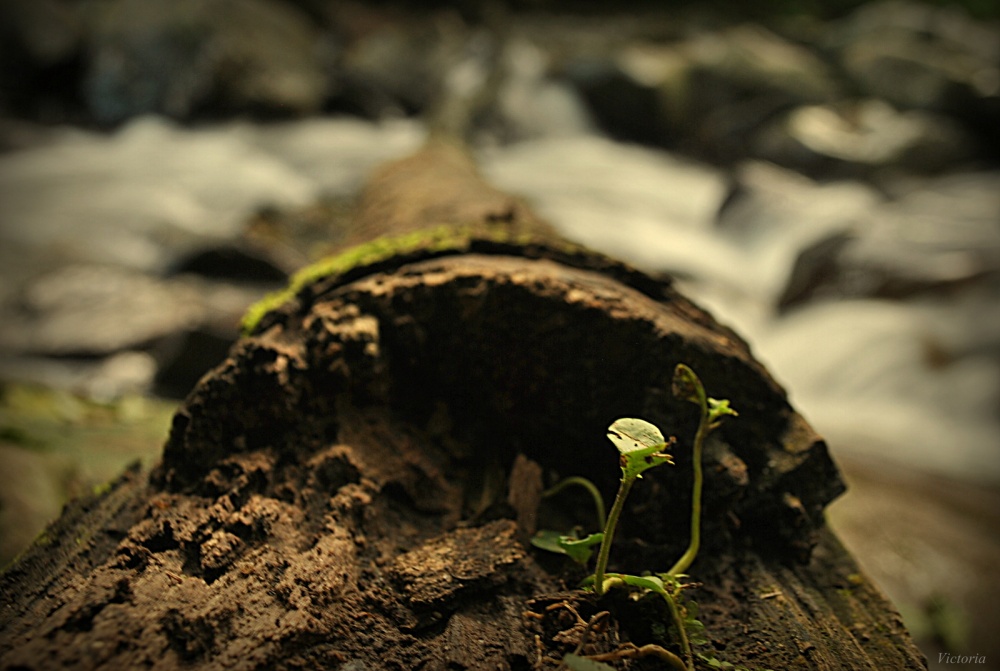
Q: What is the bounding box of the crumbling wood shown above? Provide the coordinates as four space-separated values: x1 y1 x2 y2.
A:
0 141 926 670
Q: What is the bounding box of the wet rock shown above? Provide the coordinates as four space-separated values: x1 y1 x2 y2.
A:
0 0 85 120
829 0 999 113
83 0 330 124
168 244 289 282
565 54 670 146
571 23 843 159
778 230 857 309
151 276 276 398
779 170 1000 308
778 232 989 310
334 14 459 119
828 0 1000 157
0 0 81 67
754 99 977 178
673 24 842 162
0 264 205 357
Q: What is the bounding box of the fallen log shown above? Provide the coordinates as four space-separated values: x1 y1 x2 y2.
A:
0 139 926 670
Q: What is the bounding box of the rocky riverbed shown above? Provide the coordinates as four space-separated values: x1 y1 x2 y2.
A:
1 1 998 668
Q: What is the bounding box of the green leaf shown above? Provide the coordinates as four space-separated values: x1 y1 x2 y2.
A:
530 529 567 555
608 573 670 598
607 418 674 481
622 443 674 481
530 530 603 565
708 397 738 425
562 653 617 671
686 617 708 646
559 532 604 564
606 417 665 454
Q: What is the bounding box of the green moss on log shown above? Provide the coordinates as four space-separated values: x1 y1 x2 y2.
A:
241 224 549 335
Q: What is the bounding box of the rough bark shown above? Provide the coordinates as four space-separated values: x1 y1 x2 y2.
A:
0 141 927 670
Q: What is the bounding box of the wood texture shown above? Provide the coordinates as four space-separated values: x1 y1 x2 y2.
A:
0 142 927 670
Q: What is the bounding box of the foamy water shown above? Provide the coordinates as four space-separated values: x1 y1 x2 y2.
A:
2 116 998 482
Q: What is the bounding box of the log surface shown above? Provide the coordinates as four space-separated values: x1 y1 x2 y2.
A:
0 142 926 670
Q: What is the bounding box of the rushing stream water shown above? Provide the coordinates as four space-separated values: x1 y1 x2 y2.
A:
5 116 995 481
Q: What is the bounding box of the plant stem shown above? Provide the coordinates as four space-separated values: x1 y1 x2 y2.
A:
667 404 708 577
592 476 634 596
664 589 694 670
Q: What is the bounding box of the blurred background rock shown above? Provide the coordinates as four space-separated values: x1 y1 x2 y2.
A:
0 1 997 668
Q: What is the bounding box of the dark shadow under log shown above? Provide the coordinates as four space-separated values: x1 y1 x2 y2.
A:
0 142 926 671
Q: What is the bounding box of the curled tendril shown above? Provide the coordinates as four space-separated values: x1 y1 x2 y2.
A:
672 363 705 407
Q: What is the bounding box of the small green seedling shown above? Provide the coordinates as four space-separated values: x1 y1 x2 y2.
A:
592 417 675 596
531 363 738 671
665 363 738 577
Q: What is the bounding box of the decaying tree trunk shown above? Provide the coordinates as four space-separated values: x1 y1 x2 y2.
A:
0 139 927 670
